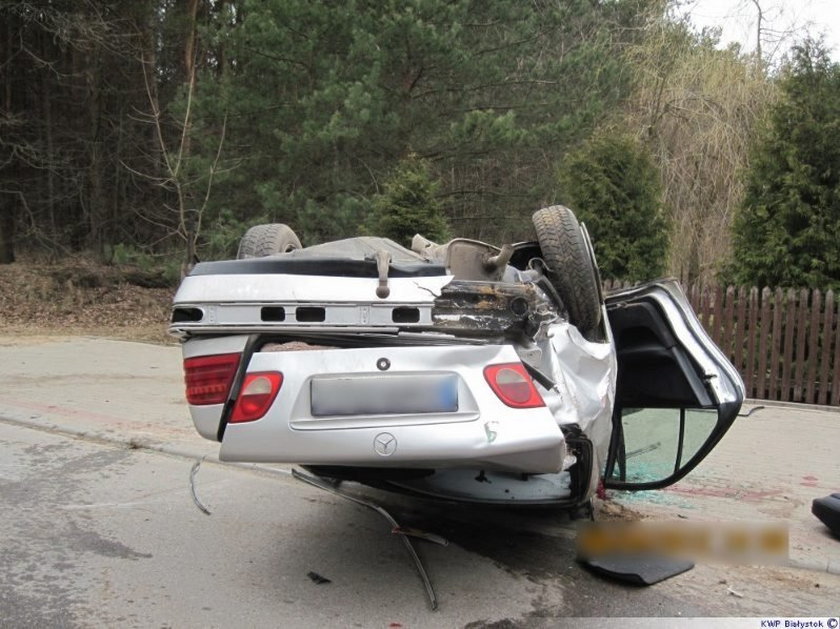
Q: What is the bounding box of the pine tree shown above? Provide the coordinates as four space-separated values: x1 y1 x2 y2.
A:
557 133 668 282
732 41 840 289
188 0 654 246
367 157 450 246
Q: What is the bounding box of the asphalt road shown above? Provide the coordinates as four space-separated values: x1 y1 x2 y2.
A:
1 336 839 627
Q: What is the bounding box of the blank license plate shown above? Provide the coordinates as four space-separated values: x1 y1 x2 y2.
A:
311 374 458 417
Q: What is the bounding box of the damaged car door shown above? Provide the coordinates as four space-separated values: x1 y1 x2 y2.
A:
603 280 744 490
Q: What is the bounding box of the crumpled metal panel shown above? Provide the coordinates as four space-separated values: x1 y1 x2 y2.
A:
539 315 616 468
431 280 551 336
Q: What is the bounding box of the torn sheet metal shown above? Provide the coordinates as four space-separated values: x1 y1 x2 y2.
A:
540 316 616 468
431 280 553 337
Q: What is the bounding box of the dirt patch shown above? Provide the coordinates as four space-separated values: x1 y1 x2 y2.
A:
0 259 175 345
594 498 646 521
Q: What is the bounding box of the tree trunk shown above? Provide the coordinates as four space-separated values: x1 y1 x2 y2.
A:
181 0 199 159
0 17 15 263
185 0 199 77
86 47 106 256
143 8 161 178
181 0 199 272
42 37 57 243
0 196 15 264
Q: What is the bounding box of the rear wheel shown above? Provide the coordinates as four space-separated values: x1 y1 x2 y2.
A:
237 223 302 259
532 205 602 340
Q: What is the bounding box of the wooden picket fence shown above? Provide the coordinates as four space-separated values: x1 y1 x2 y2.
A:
604 281 840 406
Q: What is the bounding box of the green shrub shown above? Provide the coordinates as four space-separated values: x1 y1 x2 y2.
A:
731 41 840 289
366 157 450 246
558 133 668 281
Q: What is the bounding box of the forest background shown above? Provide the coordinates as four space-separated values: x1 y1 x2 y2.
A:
3 0 839 290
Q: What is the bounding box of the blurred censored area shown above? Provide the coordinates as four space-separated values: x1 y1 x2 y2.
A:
578 520 788 564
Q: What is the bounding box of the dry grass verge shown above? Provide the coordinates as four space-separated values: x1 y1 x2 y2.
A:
0 259 175 345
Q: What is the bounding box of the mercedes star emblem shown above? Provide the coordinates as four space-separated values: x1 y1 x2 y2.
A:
373 432 397 456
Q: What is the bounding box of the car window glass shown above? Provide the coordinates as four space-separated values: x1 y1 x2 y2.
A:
610 408 680 483
606 407 721 486
680 408 718 466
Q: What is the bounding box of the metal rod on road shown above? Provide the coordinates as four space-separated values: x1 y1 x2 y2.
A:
291 468 439 611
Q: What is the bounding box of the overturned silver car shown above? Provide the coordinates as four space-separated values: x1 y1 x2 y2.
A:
170 206 744 508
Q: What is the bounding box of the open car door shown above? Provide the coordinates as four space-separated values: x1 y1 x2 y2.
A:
603 280 744 490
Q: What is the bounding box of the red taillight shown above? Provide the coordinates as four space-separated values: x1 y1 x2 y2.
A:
230 372 283 423
483 363 545 408
184 353 241 405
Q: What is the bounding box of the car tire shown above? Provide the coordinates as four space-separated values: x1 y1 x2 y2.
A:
532 205 602 340
237 223 302 259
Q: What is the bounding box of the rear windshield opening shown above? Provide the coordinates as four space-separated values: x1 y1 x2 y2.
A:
171 307 203 323
295 307 326 322
392 307 421 323
261 306 286 322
